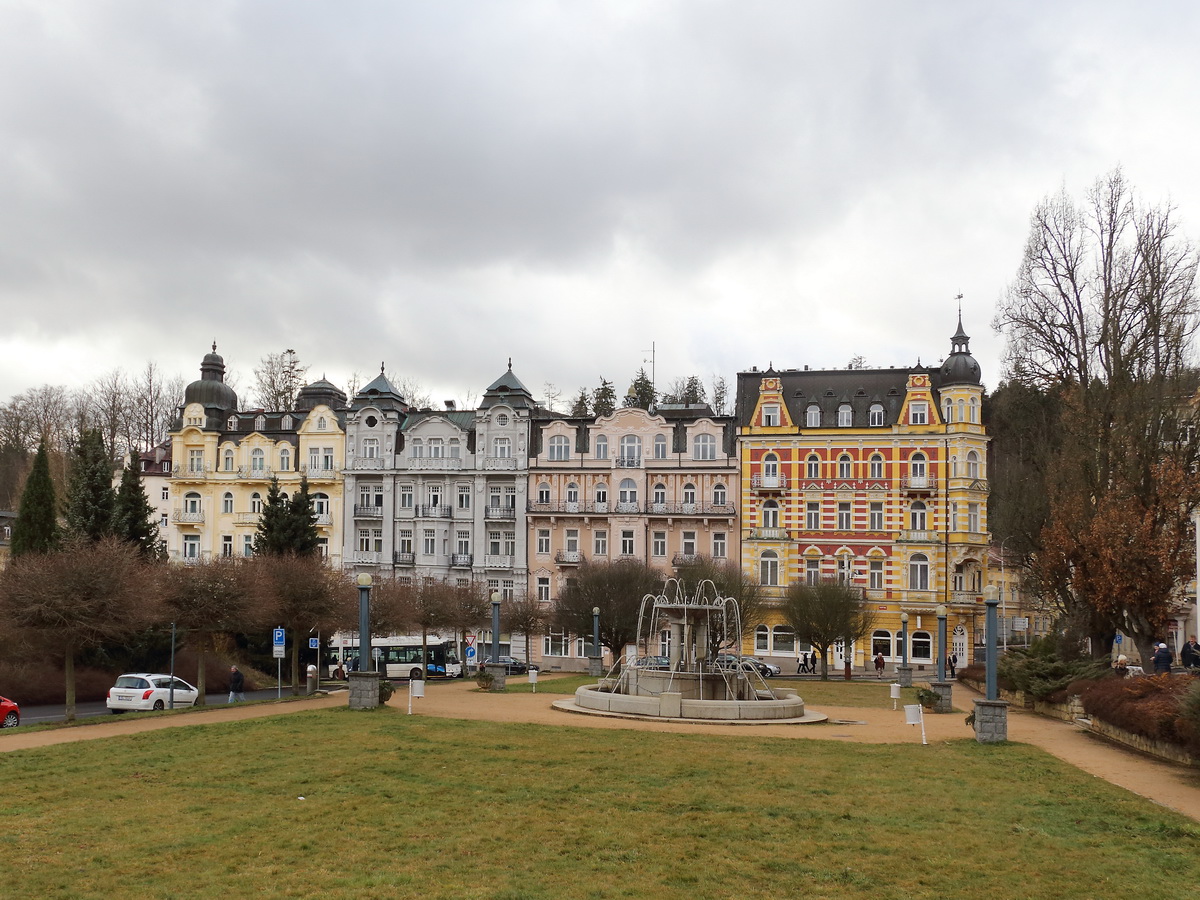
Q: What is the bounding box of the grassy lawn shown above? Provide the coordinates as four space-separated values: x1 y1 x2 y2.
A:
3 708 1198 899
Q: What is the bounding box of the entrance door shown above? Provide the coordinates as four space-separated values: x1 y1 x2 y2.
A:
952 625 968 664
833 640 855 670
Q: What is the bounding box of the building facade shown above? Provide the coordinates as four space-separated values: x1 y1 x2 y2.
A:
735 318 990 673
167 346 347 563
527 404 739 670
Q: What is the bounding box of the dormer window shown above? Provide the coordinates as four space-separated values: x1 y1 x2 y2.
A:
227 416 238 429
317 417 327 430
806 405 821 428
281 415 294 430
254 415 266 431
909 402 928 425
869 403 885 427
837 404 852 427
762 404 780 427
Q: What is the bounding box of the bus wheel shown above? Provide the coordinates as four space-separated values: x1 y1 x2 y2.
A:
409 668 423 681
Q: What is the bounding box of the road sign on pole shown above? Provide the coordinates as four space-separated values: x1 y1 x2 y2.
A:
273 627 286 659
466 635 476 647
465 646 476 660
309 637 319 650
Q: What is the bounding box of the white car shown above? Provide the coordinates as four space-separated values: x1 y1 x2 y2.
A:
106 674 199 713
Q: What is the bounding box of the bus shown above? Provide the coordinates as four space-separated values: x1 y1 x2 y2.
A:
333 634 462 680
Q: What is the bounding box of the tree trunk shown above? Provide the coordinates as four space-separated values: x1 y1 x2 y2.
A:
194 636 207 706
64 644 76 723
290 640 299 694
819 647 830 681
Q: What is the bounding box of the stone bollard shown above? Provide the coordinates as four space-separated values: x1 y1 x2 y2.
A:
973 698 1010 743
347 671 381 709
929 681 953 713
484 663 508 692
896 665 913 688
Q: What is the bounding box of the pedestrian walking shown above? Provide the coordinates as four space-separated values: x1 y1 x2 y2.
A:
947 653 958 678
873 652 885 679
1182 635 1199 671
1152 642 1173 674
228 665 245 703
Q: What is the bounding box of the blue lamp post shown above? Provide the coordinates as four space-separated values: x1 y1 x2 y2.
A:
984 585 999 701
592 606 600 658
491 591 502 664
356 572 373 672
936 604 948 682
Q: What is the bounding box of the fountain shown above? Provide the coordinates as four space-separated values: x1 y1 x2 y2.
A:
555 579 825 723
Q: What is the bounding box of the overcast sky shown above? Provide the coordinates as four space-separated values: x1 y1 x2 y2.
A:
2 1 1199 411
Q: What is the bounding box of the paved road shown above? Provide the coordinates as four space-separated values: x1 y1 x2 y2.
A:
16 687 325 726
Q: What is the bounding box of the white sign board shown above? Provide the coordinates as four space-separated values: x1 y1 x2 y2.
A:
273 645 286 658
1013 617 1029 632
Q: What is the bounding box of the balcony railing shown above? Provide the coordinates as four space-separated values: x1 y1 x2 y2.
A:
483 456 518 470
172 509 205 524
897 530 938 543
172 466 212 480
748 527 789 541
314 513 332 526
555 550 584 565
407 457 462 470
901 475 937 492
235 465 274 480
484 554 515 568
394 552 416 566
451 553 473 568
646 503 736 517
349 551 382 565
484 505 518 519
417 504 452 518
354 505 384 518
672 553 700 567
615 501 640 514
234 512 260 525
301 466 337 480
614 455 642 468
351 456 391 470
750 473 787 490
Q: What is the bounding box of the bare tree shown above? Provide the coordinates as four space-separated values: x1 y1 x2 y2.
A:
128 362 185 451
253 350 307 411
85 368 133 461
709 374 729 416
779 579 876 681
502 594 549 669
543 382 561 413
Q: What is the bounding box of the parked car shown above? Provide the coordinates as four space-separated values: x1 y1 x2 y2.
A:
106 674 199 713
744 657 782 677
633 656 671 670
714 655 778 677
0 695 19 728
493 656 539 675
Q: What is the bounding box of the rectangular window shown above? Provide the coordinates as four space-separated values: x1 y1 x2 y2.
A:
806 502 821 531
806 558 821 585
372 529 383 552
160 513 168 528
565 529 579 552
322 448 334 469
504 486 516 508
182 535 200 559
503 531 516 556
910 402 928 425
221 535 233 557
870 502 884 531
242 535 253 557
712 532 726 558
489 531 502 555
682 531 696 555
161 486 169 501
968 502 980 533
950 500 958 532
544 626 567 657
594 530 608 556
837 502 851 530
762 404 780 427
492 437 511 458
399 485 413 508
621 530 635 556
537 529 550 555
489 486 502 508
188 449 204 473
869 559 884 591
423 529 436 556
652 531 667 557
456 531 471 554
458 485 471 509
537 577 551 604
398 530 413 554
502 579 514 600
357 529 372 552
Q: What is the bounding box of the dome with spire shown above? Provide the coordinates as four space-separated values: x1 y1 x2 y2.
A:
939 315 981 386
295 376 348 412
183 342 239 412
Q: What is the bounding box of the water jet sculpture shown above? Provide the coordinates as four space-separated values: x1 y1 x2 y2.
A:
559 578 821 723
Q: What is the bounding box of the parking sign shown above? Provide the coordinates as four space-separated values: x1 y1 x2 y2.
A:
273 628 286 646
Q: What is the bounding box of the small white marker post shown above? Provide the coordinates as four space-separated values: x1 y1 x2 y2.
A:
408 677 424 715
904 704 927 745
890 682 901 711
529 668 538 693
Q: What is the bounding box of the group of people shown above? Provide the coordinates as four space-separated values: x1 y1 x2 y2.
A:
1113 635 1200 677
796 652 819 674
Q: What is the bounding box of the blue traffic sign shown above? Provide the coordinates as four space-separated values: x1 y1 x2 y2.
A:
309 637 319 650
1114 634 1123 645
465 646 476 659
273 628 286 646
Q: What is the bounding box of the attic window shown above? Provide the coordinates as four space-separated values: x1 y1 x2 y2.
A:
281 415 294 430
227 416 238 429
318 417 327 430
254 415 266 431
762 404 780 427
497 413 509 426
365 415 378 428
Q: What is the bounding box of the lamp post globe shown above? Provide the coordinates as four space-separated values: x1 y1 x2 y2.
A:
983 585 1000 700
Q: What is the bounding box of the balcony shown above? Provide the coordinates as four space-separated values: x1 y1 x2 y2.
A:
236 465 274 480
349 551 382 565
672 553 700 567
483 456 518 470
451 553 473 568
646 503 736 517
301 466 338 480
394 552 416 566
484 505 518 520
172 466 211 481
614 502 640 514
898 530 939 543
555 550 584 565
748 527 789 541
484 554 515 568
750 473 787 491
354 505 384 519
234 512 260 525
417 504 452 518
172 509 205 524
614 455 642 468
351 456 391 470
901 475 937 492
313 513 332 526
408 457 462 471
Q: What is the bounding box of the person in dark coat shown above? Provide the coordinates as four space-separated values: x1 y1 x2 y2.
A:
1181 635 1199 670
947 653 958 678
1152 643 1173 674
228 665 246 703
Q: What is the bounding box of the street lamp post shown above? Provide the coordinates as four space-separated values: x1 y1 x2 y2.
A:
348 572 381 710
936 605 948 682
490 591 502 664
984 585 999 701
898 612 912 687
974 584 1010 742
589 605 602 677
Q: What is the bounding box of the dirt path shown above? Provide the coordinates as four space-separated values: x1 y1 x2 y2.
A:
3 677 1199 823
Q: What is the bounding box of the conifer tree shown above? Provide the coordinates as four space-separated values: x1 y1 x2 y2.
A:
592 378 617 417
570 388 590 417
623 368 656 410
64 428 114 542
113 452 162 558
12 440 59 558
253 477 292 555
286 476 321 556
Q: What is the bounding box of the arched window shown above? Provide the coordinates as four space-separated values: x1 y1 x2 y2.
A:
594 483 608 506
760 551 779 586
911 630 932 660
869 454 883 479
537 482 550 504
969 397 979 423
566 482 579 504
184 491 201 513
869 403 885 427
909 452 927 486
894 631 906 659
763 453 779 482
713 483 727 506
619 478 638 505
594 435 608 460
281 415 294 430
317 417 327 430
957 399 965 423
967 450 980 479
548 435 570 461
806 455 820 479
838 454 852 478
250 492 263 514
837 404 852 427
279 448 291 471
806 404 821 427
872 629 892 657
910 501 927 531
682 483 696 506
772 625 795 653
222 492 233 514
653 434 668 458
620 435 641 463
251 448 265 472
254 415 266 431
223 449 234 472
652 483 667 507
693 433 716 460
313 493 329 515
755 624 770 653
943 400 952 423
909 553 930 591
762 500 780 529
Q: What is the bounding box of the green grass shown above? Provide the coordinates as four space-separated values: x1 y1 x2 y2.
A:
3 708 1197 899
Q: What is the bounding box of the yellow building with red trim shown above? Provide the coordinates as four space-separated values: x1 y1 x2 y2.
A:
735 317 990 674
